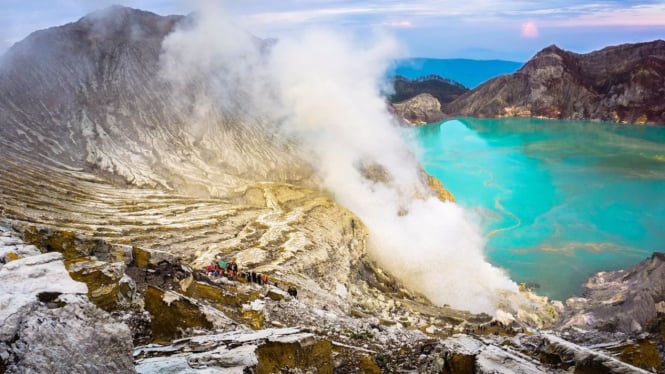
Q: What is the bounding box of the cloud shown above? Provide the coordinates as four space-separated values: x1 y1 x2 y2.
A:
242 6 375 26
381 20 413 28
544 4 665 27
521 20 539 38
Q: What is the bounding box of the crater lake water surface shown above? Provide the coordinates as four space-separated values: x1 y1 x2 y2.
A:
412 117 665 300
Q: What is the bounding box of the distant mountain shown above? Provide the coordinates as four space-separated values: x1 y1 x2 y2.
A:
389 74 468 104
445 41 665 125
389 58 523 88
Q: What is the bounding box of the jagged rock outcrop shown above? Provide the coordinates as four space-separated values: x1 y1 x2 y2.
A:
65 256 137 310
444 40 665 124
144 286 236 343
561 252 665 334
0 227 135 373
134 328 333 373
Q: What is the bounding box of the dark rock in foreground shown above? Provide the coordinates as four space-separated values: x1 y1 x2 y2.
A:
562 252 665 334
0 228 136 373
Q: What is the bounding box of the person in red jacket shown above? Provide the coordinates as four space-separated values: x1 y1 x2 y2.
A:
206 265 212 276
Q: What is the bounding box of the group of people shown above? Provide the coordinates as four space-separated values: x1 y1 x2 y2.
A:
204 260 298 298
206 261 239 279
204 261 272 287
245 271 269 285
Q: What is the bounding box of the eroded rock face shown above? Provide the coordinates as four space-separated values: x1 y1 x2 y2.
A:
144 286 236 343
134 328 332 373
0 228 135 373
0 252 88 341
256 333 333 374
444 41 665 124
561 252 665 334
66 256 136 311
0 6 311 196
519 333 651 374
2 296 136 374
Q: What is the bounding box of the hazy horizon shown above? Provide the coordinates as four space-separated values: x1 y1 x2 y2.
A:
1 1 664 60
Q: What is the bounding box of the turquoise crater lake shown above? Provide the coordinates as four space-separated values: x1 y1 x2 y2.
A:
412 118 665 300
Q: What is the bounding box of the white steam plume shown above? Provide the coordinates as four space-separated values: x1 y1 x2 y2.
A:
160 3 517 314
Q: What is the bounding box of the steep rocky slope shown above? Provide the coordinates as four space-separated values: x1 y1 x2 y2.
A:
444 40 665 124
0 6 311 195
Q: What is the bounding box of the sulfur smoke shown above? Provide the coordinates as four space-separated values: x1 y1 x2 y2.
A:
159 3 517 314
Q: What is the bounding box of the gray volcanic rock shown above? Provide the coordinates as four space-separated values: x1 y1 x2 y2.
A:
0 228 135 373
0 6 310 195
561 252 665 334
445 40 665 124
134 328 332 373
439 333 650 374
2 297 136 374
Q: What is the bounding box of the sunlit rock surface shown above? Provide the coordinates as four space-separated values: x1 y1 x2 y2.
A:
66 256 137 310
0 227 135 373
391 93 446 125
134 328 332 373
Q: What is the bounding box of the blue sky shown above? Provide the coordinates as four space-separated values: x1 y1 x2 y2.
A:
1 0 664 61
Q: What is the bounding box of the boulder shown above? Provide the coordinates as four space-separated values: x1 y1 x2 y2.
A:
561 252 665 333
22 227 95 259
144 286 234 343
0 232 135 373
256 333 333 374
132 247 178 268
0 252 88 341
65 257 136 311
1 295 135 374
519 333 651 373
135 328 332 373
